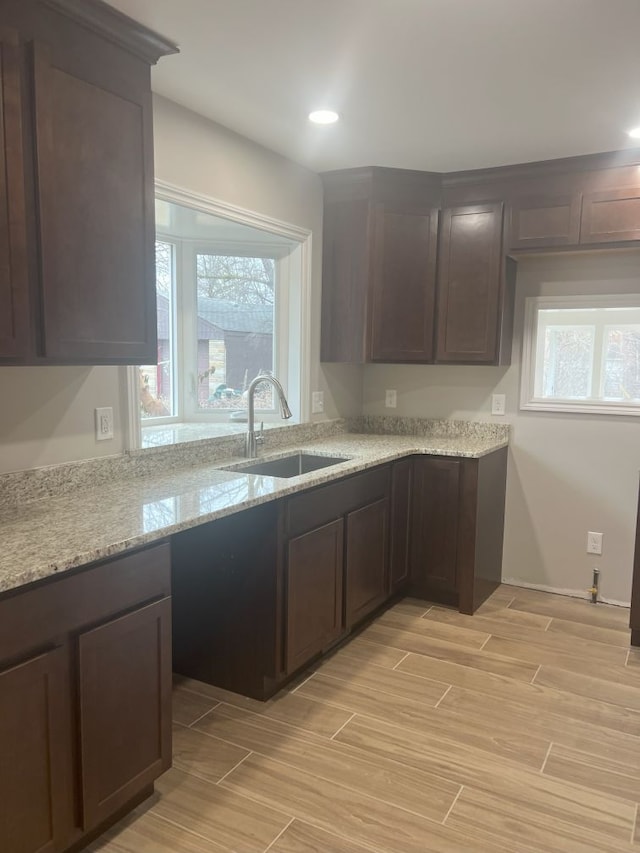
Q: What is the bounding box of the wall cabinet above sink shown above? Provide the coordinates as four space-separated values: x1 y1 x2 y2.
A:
0 0 177 366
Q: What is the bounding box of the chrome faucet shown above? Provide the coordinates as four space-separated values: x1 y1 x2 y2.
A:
245 373 292 458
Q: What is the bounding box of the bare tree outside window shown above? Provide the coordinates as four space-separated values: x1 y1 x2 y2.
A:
196 254 276 410
196 255 274 305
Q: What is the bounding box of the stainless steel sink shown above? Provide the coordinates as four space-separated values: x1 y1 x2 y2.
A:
229 452 350 478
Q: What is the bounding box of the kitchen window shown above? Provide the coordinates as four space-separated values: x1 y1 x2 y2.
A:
521 294 640 415
129 187 311 449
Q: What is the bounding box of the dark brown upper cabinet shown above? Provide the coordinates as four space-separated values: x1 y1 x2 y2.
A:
0 0 177 365
435 202 510 364
370 202 439 362
509 186 640 250
508 193 582 249
321 169 514 367
503 153 640 252
321 167 441 364
0 29 29 360
580 187 640 244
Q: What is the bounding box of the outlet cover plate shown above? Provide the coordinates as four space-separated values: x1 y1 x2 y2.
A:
491 394 506 416
385 389 397 408
95 407 114 441
311 391 324 414
587 531 603 555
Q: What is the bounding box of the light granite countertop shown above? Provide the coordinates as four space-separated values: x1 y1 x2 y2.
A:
0 424 509 596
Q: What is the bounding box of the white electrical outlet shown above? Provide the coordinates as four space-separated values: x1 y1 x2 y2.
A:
385 389 397 408
491 393 506 416
311 391 324 414
95 407 114 441
587 531 603 555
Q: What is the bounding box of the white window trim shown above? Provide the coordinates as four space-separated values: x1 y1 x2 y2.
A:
125 181 312 451
521 293 640 416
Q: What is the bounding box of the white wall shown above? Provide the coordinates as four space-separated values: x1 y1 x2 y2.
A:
0 96 362 474
363 252 640 604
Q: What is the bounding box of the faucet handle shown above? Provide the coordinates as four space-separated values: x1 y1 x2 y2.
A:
256 421 265 446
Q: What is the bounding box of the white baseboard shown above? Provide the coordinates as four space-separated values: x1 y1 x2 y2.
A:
501 577 630 609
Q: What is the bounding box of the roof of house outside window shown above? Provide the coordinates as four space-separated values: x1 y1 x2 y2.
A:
157 293 273 339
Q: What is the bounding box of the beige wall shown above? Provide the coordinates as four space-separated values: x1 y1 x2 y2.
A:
0 96 362 474
0 366 126 473
363 252 640 604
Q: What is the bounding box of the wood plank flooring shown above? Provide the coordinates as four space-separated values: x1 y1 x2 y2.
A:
87 585 640 853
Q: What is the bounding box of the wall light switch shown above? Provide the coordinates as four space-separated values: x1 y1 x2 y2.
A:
491 393 506 416
385 389 397 408
95 407 114 441
311 391 324 414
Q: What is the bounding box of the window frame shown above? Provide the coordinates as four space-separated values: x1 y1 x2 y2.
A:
521 293 640 416
125 182 312 450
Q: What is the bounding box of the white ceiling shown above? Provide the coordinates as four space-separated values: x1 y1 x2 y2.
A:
107 0 640 174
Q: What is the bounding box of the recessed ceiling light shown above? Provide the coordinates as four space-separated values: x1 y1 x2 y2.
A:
309 109 339 125
628 127 640 139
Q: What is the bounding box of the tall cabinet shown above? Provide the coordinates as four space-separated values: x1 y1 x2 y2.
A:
0 0 177 365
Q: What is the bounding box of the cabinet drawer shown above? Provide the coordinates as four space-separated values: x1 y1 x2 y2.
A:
286 466 391 538
0 542 171 663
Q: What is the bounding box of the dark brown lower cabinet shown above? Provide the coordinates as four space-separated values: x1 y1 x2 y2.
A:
345 498 389 628
411 457 461 606
389 458 413 593
171 502 282 700
171 453 508 704
283 464 391 676
78 598 172 829
411 449 508 614
0 543 172 853
286 519 344 673
0 647 73 853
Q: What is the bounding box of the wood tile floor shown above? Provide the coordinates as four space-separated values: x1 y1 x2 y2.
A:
88 584 640 853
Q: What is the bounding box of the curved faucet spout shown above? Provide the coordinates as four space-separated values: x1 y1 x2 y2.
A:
245 374 292 458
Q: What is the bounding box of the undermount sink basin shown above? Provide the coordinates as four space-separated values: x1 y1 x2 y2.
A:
230 452 350 478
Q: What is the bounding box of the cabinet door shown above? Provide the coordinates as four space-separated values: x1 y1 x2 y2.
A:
286 519 344 674
435 203 504 363
370 204 438 362
580 188 640 244
321 197 371 363
0 29 28 360
411 458 460 601
390 458 412 593
77 597 172 830
508 194 582 249
31 38 156 363
345 498 389 628
0 647 73 853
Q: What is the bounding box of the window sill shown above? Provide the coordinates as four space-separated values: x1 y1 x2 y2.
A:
520 400 640 417
141 420 294 449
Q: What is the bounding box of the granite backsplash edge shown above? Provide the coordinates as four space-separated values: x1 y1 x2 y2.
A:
0 416 510 508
